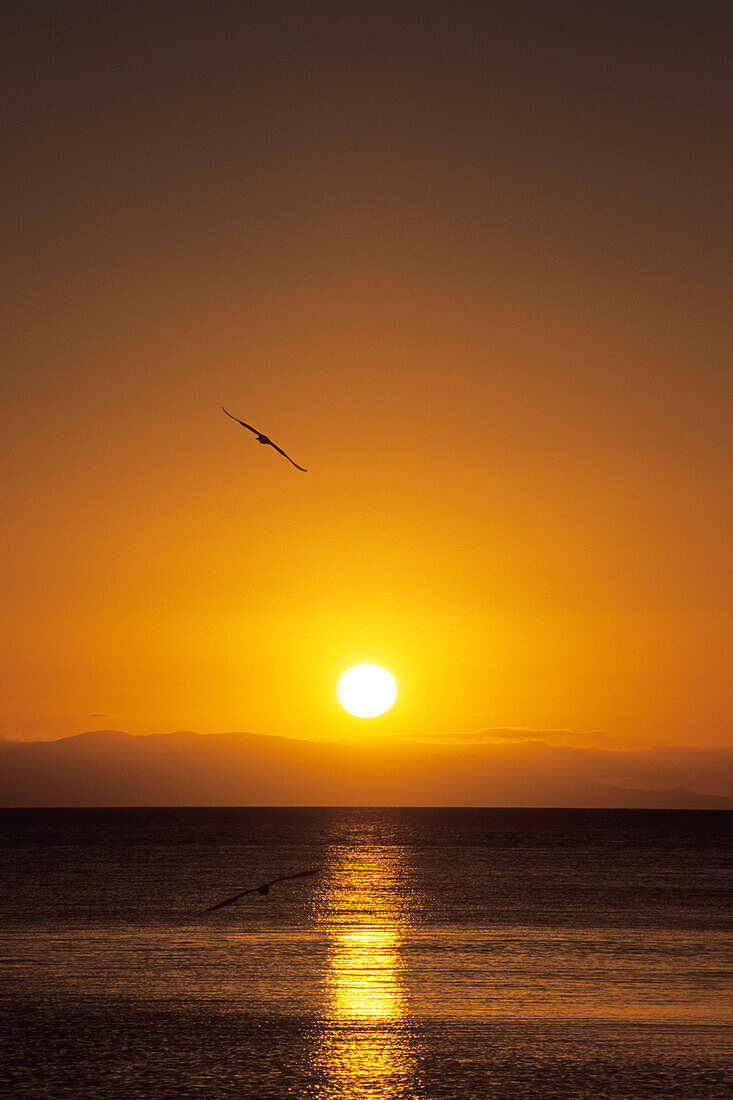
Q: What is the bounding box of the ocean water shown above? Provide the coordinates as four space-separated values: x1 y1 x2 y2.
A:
0 808 730 1098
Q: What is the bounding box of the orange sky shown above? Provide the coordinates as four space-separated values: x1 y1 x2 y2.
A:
1 2 730 756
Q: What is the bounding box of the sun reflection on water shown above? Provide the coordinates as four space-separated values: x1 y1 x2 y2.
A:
311 845 417 1099
330 925 404 1020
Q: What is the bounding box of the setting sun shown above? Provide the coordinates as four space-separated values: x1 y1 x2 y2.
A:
337 665 397 718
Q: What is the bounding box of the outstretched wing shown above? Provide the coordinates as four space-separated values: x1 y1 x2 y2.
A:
267 440 308 472
203 885 258 913
267 867 321 887
222 407 307 470
203 867 321 913
221 406 259 435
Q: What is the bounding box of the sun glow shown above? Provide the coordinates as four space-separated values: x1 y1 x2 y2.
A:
337 664 397 718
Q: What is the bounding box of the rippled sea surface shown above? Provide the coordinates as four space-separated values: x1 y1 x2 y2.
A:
1 808 731 1098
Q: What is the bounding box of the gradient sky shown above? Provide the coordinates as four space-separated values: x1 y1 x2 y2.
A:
1 1 730 752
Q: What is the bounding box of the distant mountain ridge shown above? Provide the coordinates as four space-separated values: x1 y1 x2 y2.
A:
1 729 731 808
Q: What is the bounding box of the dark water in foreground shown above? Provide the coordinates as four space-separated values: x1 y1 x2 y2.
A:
0 808 730 1098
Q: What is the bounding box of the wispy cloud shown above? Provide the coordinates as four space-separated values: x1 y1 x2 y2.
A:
402 727 610 746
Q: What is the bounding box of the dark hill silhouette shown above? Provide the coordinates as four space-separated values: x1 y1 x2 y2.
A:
0 730 731 808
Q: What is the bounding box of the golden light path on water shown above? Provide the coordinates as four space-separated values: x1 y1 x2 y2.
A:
311 844 416 1099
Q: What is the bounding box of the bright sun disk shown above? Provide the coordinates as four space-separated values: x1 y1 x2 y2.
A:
337 664 397 718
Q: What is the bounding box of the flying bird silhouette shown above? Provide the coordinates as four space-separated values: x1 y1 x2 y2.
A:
203 867 321 913
222 407 307 470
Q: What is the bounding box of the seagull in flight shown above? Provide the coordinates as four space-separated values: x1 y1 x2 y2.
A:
203 867 321 913
222 407 307 471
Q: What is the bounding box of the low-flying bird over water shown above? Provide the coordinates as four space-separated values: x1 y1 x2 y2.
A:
222 406 307 470
203 867 321 913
